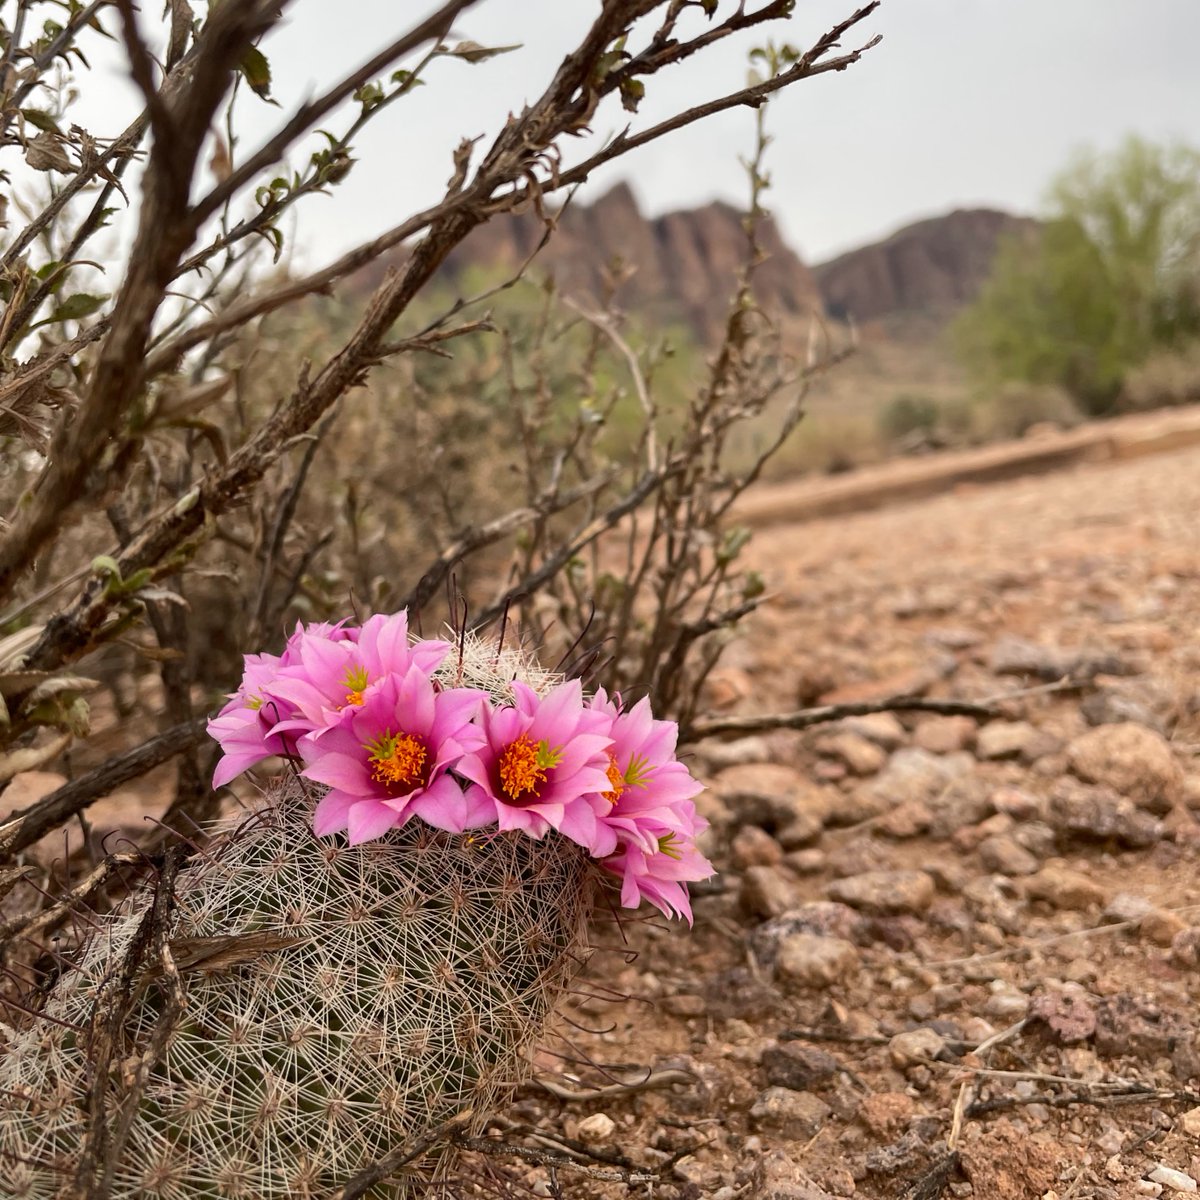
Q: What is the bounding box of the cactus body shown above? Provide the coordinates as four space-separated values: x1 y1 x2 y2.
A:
0 786 595 1197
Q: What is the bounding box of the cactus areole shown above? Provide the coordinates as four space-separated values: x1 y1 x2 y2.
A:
0 613 713 1197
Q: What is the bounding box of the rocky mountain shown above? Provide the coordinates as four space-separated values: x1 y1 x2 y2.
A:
813 208 1038 324
398 188 1034 342
436 182 823 340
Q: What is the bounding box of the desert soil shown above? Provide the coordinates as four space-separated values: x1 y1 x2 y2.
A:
525 443 1200 1200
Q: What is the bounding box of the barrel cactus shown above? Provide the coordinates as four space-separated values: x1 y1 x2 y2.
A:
0 613 712 1197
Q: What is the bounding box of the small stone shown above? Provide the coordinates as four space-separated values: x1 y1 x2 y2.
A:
760 1043 841 1091
914 715 976 755
693 736 773 770
775 933 860 991
875 799 933 839
1049 778 1164 847
828 869 934 915
990 635 1067 679
662 993 706 1017
784 847 827 874
740 866 798 919
716 763 830 829
576 1113 616 1143
991 786 1046 821
1067 723 1184 814
889 1028 945 1067
1095 994 1188 1060
857 1091 915 1136
1027 985 1096 1043
1170 928 1200 967
1081 688 1163 732
1178 1107 1200 1137
975 720 1040 761
752 903 863 966
777 811 825 849
978 834 1040 876
1103 892 1156 924
1147 1165 1197 1192
840 712 907 750
749 1088 832 1136
753 1150 838 1200
1140 908 1188 947
731 825 785 868
818 731 888 776
1024 864 1105 910
856 748 967 821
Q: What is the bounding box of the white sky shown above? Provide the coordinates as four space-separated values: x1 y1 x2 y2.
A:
30 0 1200 267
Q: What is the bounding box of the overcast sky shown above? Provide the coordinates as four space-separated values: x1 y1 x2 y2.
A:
76 1 1200 267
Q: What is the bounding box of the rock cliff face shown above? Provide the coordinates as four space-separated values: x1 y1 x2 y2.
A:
813 208 1038 324
438 182 823 339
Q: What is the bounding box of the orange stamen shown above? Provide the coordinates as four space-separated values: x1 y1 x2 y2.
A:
602 753 624 805
499 733 546 801
369 733 427 788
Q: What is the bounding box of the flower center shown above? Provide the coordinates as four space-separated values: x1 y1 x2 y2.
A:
499 733 547 802
343 665 370 708
367 731 427 793
602 753 625 805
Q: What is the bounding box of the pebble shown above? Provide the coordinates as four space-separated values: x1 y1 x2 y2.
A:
875 799 933 839
1103 892 1156 924
1178 1107 1200 1137
827 869 935 915
840 711 907 750
816 731 888 776
1024 864 1106 910
913 715 976 755
1141 908 1188 947
740 865 798 919
889 1028 946 1067
978 834 1040 876
975 720 1041 761
760 1043 841 1091
990 785 1046 821
1067 723 1183 814
576 1113 615 1143
731 824 785 868
1049 778 1164 847
749 1087 832 1136
775 933 860 991
1147 1165 1198 1192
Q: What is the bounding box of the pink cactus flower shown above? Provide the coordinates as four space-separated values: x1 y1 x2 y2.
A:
270 611 449 740
456 679 616 852
601 835 714 925
585 689 705 852
299 666 485 844
207 652 296 788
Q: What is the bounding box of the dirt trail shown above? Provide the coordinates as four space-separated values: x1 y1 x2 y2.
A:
548 443 1200 1200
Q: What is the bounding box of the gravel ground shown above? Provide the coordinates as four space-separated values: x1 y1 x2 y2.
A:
517 445 1200 1200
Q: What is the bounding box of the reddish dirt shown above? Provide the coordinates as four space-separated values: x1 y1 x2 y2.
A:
529 444 1200 1200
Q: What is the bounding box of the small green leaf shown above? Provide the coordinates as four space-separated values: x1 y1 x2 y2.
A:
619 77 644 113
47 291 108 322
238 45 274 100
21 108 62 134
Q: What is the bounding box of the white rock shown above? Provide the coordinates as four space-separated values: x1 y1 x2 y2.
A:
577 1112 616 1143
1148 1166 1197 1192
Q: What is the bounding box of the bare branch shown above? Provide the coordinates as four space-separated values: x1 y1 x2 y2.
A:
0 718 208 861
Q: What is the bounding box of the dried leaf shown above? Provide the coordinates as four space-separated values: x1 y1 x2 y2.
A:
0 732 72 784
166 932 313 975
24 131 72 173
438 40 520 64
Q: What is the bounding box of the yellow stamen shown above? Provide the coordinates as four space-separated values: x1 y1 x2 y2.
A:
499 733 546 801
369 733 427 788
344 689 365 707
342 665 370 708
602 753 625 805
